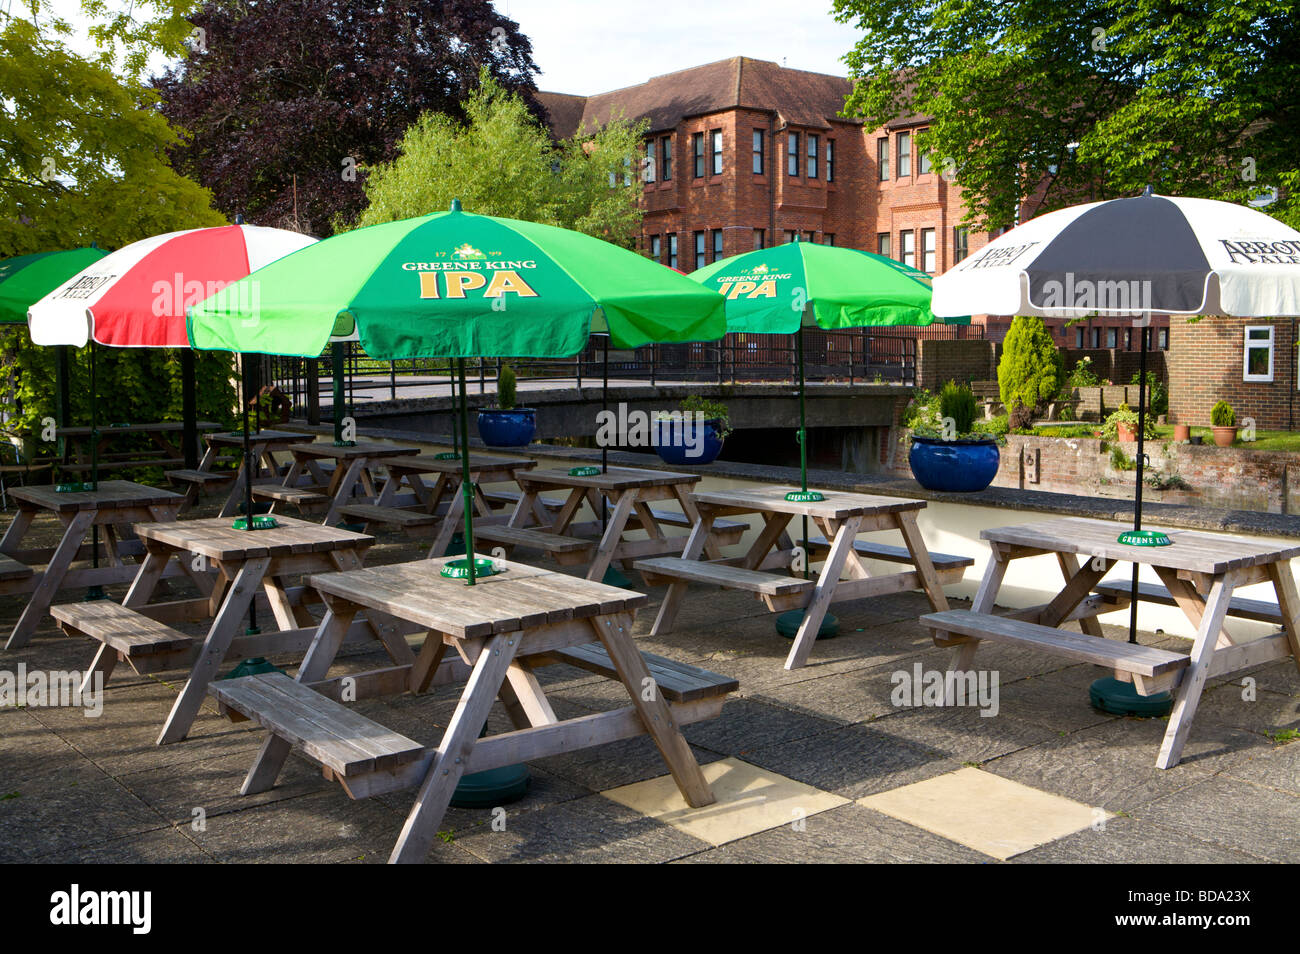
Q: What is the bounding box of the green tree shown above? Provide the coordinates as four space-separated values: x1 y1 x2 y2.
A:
835 0 1300 229
998 316 1064 413
355 75 646 247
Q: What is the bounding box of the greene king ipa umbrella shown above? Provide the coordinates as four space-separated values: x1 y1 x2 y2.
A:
188 200 726 584
930 187 1300 714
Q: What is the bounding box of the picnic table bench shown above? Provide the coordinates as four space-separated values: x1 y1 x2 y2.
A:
57 420 219 476
252 441 421 524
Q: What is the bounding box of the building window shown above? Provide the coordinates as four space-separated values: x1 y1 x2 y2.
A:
953 226 969 263
900 229 915 267
1245 325 1274 381
694 231 706 269
807 134 818 179
660 135 672 180
1158 327 1169 350
805 231 815 243
692 133 704 178
668 234 678 269
711 129 723 176
878 138 889 180
1075 327 1085 348
918 129 932 175
826 140 835 182
921 228 936 273
878 233 891 257
752 129 764 174
1106 327 1118 348
649 234 661 262
787 132 800 176
784 229 798 244
711 228 723 262
897 131 911 177
1092 327 1101 348
753 228 765 250
643 140 656 182
824 233 835 246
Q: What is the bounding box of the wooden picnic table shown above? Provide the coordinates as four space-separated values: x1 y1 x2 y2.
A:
57 420 219 475
337 453 538 555
189 429 316 517
488 466 719 582
252 441 422 525
920 516 1300 769
1 480 188 649
636 485 971 670
210 555 736 863
48 515 396 745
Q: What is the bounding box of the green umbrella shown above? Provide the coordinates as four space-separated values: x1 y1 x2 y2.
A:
189 200 726 584
691 239 967 501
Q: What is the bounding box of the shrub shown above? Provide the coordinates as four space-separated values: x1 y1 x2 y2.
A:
1067 356 1099 388
679 394 732 439
1110 445 1135 470
497 364 517 410
938 380 978 435
1007 402 1035 432
983 413 1010 437
1058 403 1076 421
1211 400 1236 427
998 316 1064 413
1101 403 1157 441
1130 370 1167 416
902 388 940 430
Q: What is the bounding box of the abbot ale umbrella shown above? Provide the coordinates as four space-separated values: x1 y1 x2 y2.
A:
930 187 1300 713
189 200 726 584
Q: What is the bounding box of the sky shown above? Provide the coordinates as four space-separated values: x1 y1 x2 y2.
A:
492 0 861 95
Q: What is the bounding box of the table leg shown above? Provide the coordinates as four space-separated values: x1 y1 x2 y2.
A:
943 547 1010 704
158 556 271 744
242 600 361 794
80 644 118 694
673 484 724 561
1265 561 1300 677
1156 569 1241 769
897 510 950 612
219 462 250 518
389 631 522 863
0 507 35 555
595 611 714 807
587 491 637 582
429 478 472 556
6 509 95 649
649 511 716 636
784 514 863 670
324 458 366 524
123 548 173 608
741 512 793 570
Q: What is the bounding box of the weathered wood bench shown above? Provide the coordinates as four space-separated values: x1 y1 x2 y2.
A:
51 601 195 692
547 643 739 702
165 467 238 508
335 503 440 534
921 608 1191 695
0 553 34 583
250 481 331 512
804 536 975 574
473 525 594 565
211 672 426 780
1094 580 1283 624
635 557 815 612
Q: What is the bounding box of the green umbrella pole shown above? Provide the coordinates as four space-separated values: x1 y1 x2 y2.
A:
331 341 346 443
459 358 476 586
796 326 807 493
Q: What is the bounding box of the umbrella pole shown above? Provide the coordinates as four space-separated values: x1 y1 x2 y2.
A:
602 335 609 527
331 342 346 443
241 353 258 632
85 341 104 600
458 358 476 585
1128 322 1150 645
797 326 809 579
181 349 198 469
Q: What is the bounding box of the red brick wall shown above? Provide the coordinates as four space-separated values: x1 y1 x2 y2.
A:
1167 316 1298 430
916 339 997 390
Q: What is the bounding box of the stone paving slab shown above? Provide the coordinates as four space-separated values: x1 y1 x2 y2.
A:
1135 774 1300 863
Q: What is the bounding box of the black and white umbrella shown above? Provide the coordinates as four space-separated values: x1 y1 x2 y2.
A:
932 188 1300 709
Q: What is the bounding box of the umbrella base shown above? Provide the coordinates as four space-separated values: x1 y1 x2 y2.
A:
569 466 601 477
224 657 286 680
1117 529 1172 547
83 586 107 602
440 557 499 580
785 490 824 503
232 515 278 530
450 762 531 808
1089 676 1173 716
602 566 633 588
775 611 839 640
444 533 465 557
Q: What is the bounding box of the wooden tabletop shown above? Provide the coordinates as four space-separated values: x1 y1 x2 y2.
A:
378 454 537 477
289 442 422 461
518 466 701 492
10 480 184 513
308 557 647 639
690 485 927 520
204 429 315 448
983 517 1300 575
60 421 219 437
134 515 373 562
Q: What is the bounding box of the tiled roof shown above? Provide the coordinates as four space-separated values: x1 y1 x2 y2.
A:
537 56 871 138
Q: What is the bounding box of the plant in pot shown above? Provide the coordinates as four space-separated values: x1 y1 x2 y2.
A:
654 394 731 465
1101 403 1156 443
477 364 536 447
906 381 1002 492
1210 400 1238 447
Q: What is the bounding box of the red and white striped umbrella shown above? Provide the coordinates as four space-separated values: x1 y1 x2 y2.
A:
29 223 316 348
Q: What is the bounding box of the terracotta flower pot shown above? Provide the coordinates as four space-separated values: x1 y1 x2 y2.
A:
1173 424 1191 442
1211 426 1238 448
1116 422 1136 442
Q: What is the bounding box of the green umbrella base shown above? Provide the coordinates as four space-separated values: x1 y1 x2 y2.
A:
232 515 279 530
223 657 286 679
1089 676 1173 716
444 533 466 557
602 565 633 588
440 557 499 580
450 762 532 809
336 521 366 534
237 501 274 516
775 611 839 640
83 586 107 602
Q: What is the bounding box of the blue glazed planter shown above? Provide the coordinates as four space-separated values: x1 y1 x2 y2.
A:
655 417 725 466
477 408 536 448
908 436 1000 492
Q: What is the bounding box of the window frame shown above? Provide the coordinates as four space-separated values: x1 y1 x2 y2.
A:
825 139 835 182
752 129 764 174
897 130 911 178
710 129 723 176
643 139 656 183
692 132 705 179
918 128 932 175
711 228 723 262
807 134 819 179
787 131 800 177
953 226 969 263
877 137 889 180
753 228 765 250
694 230 706 270
877 232 891 257
668 234 678 270
921 227 936 273
899 229 915 268
649 234 661 262
660 135 672 180
1244 324 1275 382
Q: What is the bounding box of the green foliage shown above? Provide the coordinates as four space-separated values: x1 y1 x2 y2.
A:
497 365 518 410
678 394 732 440
835 0 1300 231
902 388 941 431
1110 445 1135 471
1211 400 1237 427
354 74 647 248
998 317 1063 414
1130 370 1168 416
938 380 978 435
1101 403 1157 441
982 413 1010 438
1146 470 1189 491
1066 356 1099 389
1057 403 1076 421
1027 424 1097 438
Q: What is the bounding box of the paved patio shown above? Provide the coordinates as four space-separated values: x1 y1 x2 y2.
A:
1 500 1296 865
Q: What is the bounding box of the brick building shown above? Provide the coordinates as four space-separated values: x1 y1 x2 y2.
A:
539 57 1003 336
1168 315 1299 430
